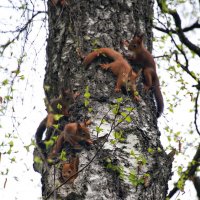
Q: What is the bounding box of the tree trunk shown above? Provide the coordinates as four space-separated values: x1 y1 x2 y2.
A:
34 0 172 199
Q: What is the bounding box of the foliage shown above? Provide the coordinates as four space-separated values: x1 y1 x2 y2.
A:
154 0 200 198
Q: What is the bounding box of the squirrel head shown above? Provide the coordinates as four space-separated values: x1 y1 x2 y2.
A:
126 69 137 86
62 163 73 177
128 33 144 51
77 120 93 144
64 120 93 145
61 156 79 183
61 163 76 183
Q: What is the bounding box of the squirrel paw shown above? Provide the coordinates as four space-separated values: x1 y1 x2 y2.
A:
100 63 109 70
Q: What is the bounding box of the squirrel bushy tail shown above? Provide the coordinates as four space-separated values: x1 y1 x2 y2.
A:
35 117 47 149
153 77 164 117
83 48 122 68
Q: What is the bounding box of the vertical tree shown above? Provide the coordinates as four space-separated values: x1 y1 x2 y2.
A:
33 0 172 199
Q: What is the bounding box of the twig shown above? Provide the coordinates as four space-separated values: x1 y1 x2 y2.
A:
194 91 200 135
156 0 200 57
167 143 200 198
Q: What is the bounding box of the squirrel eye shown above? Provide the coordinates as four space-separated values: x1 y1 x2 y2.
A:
133 44 137 48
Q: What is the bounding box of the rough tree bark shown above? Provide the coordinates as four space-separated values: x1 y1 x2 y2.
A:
33 0 172 199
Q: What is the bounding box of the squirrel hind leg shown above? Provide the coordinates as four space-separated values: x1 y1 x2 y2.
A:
115 78 123 93
143 68 153 91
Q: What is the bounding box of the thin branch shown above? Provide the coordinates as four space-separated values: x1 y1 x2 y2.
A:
154 20 200 34
0 11 47 54
156 0 200 57
194 91 200 135
167 143 200 198
153 54 171 59
155 18 199 85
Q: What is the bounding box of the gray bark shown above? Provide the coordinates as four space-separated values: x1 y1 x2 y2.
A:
33 0 172 199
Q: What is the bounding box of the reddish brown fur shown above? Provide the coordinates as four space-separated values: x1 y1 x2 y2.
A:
123 35 164 117
61 156 79 184
35 89 79 148
50 120 93 157
83 48 140 101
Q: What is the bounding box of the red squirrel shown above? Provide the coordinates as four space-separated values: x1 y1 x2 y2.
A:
61 156 79 184
83 48 141 101
123 34 164 117
35 89 79 149
49 120 93 158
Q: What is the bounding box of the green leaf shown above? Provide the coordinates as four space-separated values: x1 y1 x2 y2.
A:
116 97 123 103
2 79 9 86
125 107 134 112
110 139 117 145
177 166 183 175
112 107 119 115
84 92 91 99
60 150 67 161
121 112 127 117
9 141 14 148
44 139 54 148
53 114 63 121
130 150 136 157
101 119 107 124
121 112 132 123
19 75 25 80
24 145 30 152
148 148 154 154
88 107 93 112
113 131 121 139
157 147 162 153
4 95 13 101
10 157 16 163
125 116 132 123
84 99 89 107
96 126 103 134
84 86 91 99
117 119 123 123
34 156 43 164
57 103 62 110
